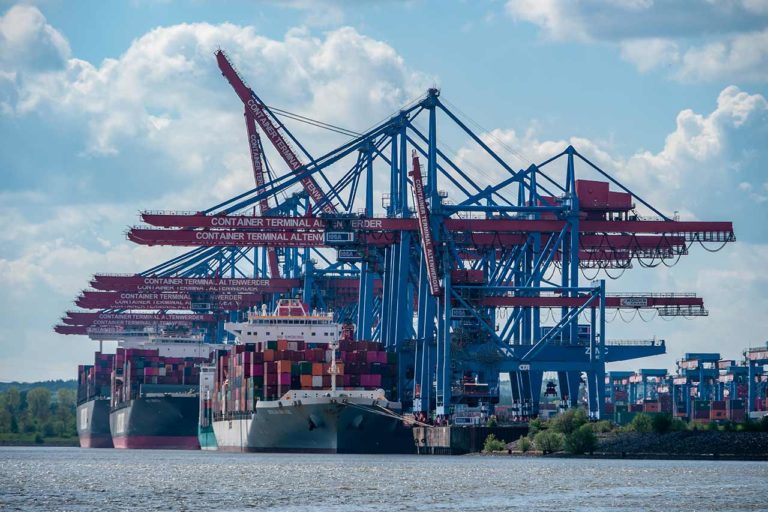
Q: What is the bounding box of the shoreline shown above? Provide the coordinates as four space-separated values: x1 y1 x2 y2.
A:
484 451 768 462
0 439 79 447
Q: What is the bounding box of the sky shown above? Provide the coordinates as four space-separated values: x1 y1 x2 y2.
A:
0 0 767 381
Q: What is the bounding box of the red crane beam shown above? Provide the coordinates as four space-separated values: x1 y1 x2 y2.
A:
75 291 267 310
478 294 704 308
89 275 299 293
127 228 685 253
62 312 216 326
138 212 733 241
244 111 281 277
215 50 336 214
409 151 441 296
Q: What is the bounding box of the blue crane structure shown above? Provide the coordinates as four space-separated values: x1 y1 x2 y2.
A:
57 50 736 421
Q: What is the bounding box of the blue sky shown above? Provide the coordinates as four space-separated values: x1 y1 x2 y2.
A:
1 0 767 381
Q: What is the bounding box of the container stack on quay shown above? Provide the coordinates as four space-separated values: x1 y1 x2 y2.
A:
604 350 766 425
77 352 114 404
213 329 398 416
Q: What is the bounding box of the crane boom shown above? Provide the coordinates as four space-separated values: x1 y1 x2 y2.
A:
409 150 441 296
244 111 281 276
216 50 336 214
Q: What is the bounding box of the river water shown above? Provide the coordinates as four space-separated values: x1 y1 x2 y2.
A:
1 447 766 511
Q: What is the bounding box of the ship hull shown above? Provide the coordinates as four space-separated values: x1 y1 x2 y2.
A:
213 396 414 454
77 398 113 448
198 424 218 451
110 396 200 450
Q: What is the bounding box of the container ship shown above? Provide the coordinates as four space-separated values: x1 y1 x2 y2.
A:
212 299 413 453
76 352 115 448
108 332 223 449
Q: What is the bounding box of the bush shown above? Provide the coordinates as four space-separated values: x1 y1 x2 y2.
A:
551 408 588 434
590 420 613 433
528 418 544 436
534 430 564 454
707 421 720 431
629 413 653 433
482 433 507 453
651 413 673 434
565 424 597 455
517 435 531 453
486 416 498 427
670 418 688 432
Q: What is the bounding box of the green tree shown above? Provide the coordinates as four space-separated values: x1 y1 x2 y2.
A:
534 430 564 454
4 387 21 415
551 408 588 434
482 433 507 453
629 413 653 433
27 387 52 422
565 424 597 455
651 413 673 434
528 417 544 436
517 435 532 453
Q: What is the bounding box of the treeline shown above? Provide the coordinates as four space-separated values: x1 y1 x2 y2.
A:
0 379 77 393
0 386 77 444
485 408 768 455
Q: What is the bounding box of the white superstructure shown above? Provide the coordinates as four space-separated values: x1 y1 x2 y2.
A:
119 329 226 359
224 299 341 344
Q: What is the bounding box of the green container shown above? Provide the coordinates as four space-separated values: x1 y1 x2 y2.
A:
252 376 264 387
266 340 278 351
299 361 312 374
614 411 638 426
694 400 710 410
291 364 301 376
387 352 398 364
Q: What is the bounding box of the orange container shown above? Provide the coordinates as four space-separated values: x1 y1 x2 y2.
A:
263 349 275 362
300 375 313 388
276 360 292 374
312 363 324 376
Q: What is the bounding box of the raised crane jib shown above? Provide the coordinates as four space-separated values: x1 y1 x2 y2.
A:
215 50 336 214
409 150 441 296
244 111 281 277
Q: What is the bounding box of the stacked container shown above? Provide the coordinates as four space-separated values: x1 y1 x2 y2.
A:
77 352 115 404
111 347 208 406
213 338 398 415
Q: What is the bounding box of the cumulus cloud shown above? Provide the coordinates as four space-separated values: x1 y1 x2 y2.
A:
1 6 432 211
505 0 768 81
0 5 435 379
0 4 70 70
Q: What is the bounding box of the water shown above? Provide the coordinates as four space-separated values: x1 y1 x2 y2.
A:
1 447 766 511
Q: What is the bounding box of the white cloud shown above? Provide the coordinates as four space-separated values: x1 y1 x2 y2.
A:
620 38 680 73
0 4 70 70
2 13 431 211
677 30 768 82
0 5 436 379
505 0 768 82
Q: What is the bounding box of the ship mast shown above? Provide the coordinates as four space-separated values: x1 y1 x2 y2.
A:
329 339 338 393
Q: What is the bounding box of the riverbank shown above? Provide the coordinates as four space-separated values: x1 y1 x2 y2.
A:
500 431 768 461
0 433 79 447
